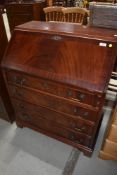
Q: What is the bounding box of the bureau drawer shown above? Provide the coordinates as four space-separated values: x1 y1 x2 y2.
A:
8 85 98 122
6 71 102 107
15 108 91 147
13 99 95 136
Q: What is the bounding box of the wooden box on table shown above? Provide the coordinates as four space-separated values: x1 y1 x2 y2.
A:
1 21 117 156
89 3 117 29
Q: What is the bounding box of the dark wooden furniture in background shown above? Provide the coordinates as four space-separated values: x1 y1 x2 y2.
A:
0 0 5 5
5 0 46 32
1 21 117 156
0 6 15 122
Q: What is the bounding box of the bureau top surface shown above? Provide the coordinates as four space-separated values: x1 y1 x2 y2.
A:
2 21 117 93
16 21 117 42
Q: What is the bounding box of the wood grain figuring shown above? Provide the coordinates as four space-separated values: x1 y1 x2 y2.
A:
3 27 117 92
1 21 117 156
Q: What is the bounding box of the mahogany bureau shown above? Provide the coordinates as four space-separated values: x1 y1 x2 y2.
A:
1 21 117 156
0 5 15 122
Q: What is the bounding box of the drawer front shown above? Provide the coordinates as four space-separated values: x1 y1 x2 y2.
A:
6 71 102 107
15 108 91 147
8 85 98 122
13 99 95 136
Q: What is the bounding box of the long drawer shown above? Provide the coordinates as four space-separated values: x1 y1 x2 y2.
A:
8 84 98 122
15 106 91 147
12 99 95 136
6 71 102 107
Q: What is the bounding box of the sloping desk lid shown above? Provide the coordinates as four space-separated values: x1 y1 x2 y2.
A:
2 21 117 93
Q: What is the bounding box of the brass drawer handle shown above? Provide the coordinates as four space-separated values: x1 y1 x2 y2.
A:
20 113 32 121
69 133 83 144
73 107 78 114
75 139 83 144
77 93 85 101
69 133 76 140
83 111 89 117
20 78 26 86
67 90 73 97
73 108 89 119
13 76 26 86
70 123 86 132
75 126 86 132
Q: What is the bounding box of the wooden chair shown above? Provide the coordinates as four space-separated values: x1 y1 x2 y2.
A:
43 6 64 22
62 7 88 24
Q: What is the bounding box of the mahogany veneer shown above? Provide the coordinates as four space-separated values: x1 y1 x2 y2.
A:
1 21 117 155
